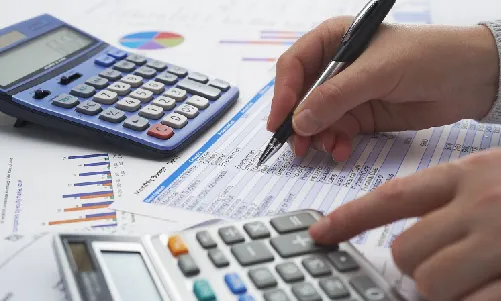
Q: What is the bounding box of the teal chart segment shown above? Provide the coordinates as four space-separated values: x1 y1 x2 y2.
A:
119 31 184 50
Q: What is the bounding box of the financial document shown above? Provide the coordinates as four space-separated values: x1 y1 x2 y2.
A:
113 77 501 251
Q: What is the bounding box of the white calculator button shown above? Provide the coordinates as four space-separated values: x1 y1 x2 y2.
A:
107 82 131 96
162 113 188 129
208 78 230 91
164 87 187 102
188 72 209 83
115 97 141 112
142 80 165 94
186 95 209 109
175 104 199 119
152 96 176 110
120 75 143 87
93 90 118 105
139 104 164 120
156 72 178 85
129 88 153 102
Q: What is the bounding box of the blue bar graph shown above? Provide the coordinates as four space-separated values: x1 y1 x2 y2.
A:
74 180 113 186
68 154 109 159
79 171 111 177
63 191 112 198
86 212 116 218
82 201 114 207
84 162 109 167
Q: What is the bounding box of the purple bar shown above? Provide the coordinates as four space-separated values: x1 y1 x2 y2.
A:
86 212 116 218
438 122 461 164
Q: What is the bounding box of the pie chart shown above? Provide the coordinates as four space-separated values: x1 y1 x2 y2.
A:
119 31 184 50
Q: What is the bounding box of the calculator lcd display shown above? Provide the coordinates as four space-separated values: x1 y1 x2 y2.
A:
101 251 163 301
0 26 93 87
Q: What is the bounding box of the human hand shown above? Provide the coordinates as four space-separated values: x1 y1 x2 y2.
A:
309 148 501 301
267 16 499 161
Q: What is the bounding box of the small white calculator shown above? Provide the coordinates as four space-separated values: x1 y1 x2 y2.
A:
53 209 406 301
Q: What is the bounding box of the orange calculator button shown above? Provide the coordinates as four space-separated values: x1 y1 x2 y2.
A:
168 235 188 256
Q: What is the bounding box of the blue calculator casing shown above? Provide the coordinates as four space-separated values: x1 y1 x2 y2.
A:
0 14 239 157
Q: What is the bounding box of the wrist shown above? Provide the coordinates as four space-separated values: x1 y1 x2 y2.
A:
463 25 499 121
478 20 501 124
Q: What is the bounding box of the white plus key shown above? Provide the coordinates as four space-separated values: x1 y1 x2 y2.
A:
93 90 118 105
129 88 153 102
175 103 198 119
120 74 143 87
107 82 131 96
162 112 188 129
139 104 164 120
151 96 176 110
164 87 187 102
115 97 141 112
142 80 165 94
186 95 209 109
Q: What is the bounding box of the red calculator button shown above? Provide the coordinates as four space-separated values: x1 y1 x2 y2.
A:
147 124 174 140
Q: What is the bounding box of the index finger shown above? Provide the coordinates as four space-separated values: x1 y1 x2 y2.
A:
267 16 354 132
309 162 460 244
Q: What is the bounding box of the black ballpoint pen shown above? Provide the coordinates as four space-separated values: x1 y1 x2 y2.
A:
258 0 396 166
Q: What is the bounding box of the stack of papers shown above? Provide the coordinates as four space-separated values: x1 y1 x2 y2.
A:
2 0 482 300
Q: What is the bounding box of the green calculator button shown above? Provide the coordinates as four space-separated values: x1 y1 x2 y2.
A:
193 279 216 301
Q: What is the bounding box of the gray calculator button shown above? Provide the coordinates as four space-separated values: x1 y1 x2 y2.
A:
270 231 323 258
349 275 389 301
276 262 304 283
139 104 164 120
51 94 79 108
146 60 167 71
116 97 141 112
113 60 135 72
248 268 277 289
188 72 208 83
208 249 229 268
231 241 274 266
319 277 350 299
186 95 209 109
196 231 217 249
85 76 109 89
93 90 118 105
76 100 102 115
161 113 187 129
218 226 244 245
120 74 143 87
107 82 131 96
152 96 176 110
302 256 331 277
142 80 165 94
167 65 187 77
270 212 317 234
209 79 230 91
134 66 156 78
176 78 221 100
264 289 290 301
243 222 270 239
123 115 149 131
291 283 322 301
99 108 126 123
126 53 147 65
155 72 178 85
130 88 153 102
175 104 199 119
328 251 359 272
99 68 122 81
164 87 187 102
70 84 95 98
177 254 199 277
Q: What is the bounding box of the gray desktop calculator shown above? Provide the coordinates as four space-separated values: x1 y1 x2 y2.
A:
53 209 406 301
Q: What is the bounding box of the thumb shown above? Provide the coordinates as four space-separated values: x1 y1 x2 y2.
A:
291 61 380 137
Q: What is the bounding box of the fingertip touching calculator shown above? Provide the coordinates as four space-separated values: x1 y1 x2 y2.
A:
54 209 406 301
0 14 239 157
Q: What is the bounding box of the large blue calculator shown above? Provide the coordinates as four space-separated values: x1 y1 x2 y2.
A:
0 14 239 157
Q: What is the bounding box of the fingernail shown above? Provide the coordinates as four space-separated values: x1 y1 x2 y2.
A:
309 216 331 238
287 137 296 155
293 109 321 136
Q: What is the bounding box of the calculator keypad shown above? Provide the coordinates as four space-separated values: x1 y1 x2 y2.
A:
49 47 234 145
159 211 397 301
